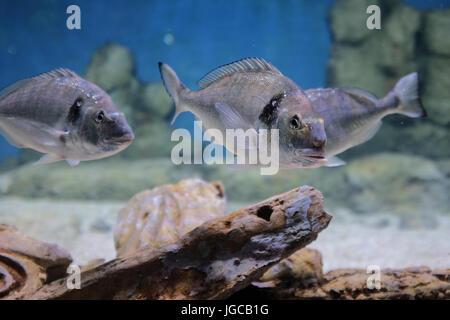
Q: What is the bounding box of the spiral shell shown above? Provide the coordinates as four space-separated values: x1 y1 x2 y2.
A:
0 224 72 299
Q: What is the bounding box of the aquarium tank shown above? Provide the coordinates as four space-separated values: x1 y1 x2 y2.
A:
0 0 448 302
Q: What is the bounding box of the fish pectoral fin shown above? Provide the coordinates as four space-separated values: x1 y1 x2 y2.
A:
324 156 346 167
66 159 80 166
0 120 26 148
215 101 254 130
0 117 68 149
30 123 68 147
32 154 64 166
215 101 259 150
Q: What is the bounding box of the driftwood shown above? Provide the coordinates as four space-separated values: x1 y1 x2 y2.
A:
16 185 331 300
238 248 450 300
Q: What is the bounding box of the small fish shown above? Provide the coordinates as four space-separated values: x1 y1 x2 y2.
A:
305 72 426 166
0 69 134 166
159 58 328 168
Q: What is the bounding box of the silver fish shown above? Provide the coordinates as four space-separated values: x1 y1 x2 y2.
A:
0 69 134 166
306 73 426 165
159 58 328 168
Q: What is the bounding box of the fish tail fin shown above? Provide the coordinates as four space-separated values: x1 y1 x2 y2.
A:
393 72 427 118
158 62 189 125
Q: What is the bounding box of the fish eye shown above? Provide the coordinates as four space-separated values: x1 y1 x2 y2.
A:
74 97 83 108
289 115 302 130
95 110 105 123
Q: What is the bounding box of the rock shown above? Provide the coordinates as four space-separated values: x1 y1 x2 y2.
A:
377 4 421 76
424 10 450 56
344 121 450 159
328 0 450 161
108 77 143 126
1 153 448 223
329 0 380 43
328 43 388 97
423 97 450 127
0 159 203 200
255 248 323 288
20 185 332 300
205 164 349 208
114 178 226 257
437 159 450 178
140 82 174 119
120 121 173 158
84 43 135 92
344 153 448 222
0 224 72 299
328 1 421 96
384 4 421 46
423 56 450 125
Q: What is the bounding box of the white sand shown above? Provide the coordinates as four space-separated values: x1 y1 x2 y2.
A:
0 197 448 272
310 211 450 272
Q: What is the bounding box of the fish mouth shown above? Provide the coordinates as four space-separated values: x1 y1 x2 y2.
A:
105 132 135 145
305 155 325 160
294 148 325 159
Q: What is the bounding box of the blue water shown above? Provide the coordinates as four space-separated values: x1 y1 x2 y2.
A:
0 0 448 162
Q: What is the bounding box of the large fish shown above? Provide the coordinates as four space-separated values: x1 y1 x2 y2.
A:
159 58 328 168
159 58 426 168
0 69 134 166
305 72 426 164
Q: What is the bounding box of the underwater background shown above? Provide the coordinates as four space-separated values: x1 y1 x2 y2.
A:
0 0 449 272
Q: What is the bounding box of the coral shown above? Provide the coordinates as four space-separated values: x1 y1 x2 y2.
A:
114 179 226 257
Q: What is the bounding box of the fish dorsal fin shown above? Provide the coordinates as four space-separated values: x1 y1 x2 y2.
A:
342 87 377 102
34 68 79 81
198 58 282 88
0 69 79 101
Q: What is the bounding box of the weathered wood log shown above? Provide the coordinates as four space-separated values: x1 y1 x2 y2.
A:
239 249 450 300
19 185 331 300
